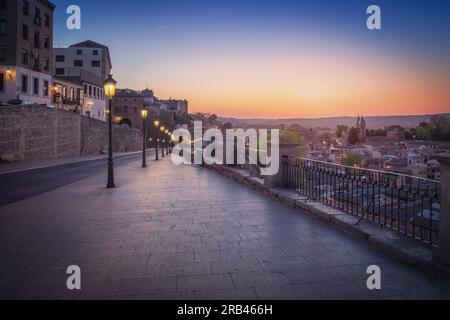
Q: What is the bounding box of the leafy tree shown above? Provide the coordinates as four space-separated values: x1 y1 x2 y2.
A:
222 122 233 130
415 126 431 140
347 127 359 145
341 153 362 167
279 130 306 157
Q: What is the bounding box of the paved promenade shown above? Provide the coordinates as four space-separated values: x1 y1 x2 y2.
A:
0 157 449 300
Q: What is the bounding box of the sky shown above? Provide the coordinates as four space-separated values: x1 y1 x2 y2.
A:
53 0 450 118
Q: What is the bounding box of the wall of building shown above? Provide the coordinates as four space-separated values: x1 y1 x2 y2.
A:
53 47 106 79
0 104 141 162
0 66 52 105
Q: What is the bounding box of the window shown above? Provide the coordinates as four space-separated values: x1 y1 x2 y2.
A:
21 49 29 65
88 85 92 96
0 73 4 91
55 68 64 75
0 0 6 10
0 19 6 35
44 14 50 28
43 57 49 71
93 50 98 56
91 60 100 67
114 107 118 113
43 80 49 96
43 35 49 49
23 0 29 16
70 88 75 100
76 49 82 55
33 78 39 95
34 31 40 48
0 46 5 62
22 24 29 40
34 7 41 26
74 60 83 67
134 107 137 113
55 55 65 62
84 84 87 95
21 75 28 93
124 106 128 114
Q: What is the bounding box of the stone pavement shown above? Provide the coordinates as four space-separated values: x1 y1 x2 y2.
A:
0 157 450 300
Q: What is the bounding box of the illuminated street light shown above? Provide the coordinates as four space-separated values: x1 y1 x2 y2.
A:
141 109 149 168
154 120 160 161
104 74 117 188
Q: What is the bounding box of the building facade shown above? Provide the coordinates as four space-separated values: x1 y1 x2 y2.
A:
52 77 84 113
53 40 112 82
0 0 55 105
53 40 112 121
112 89 146 129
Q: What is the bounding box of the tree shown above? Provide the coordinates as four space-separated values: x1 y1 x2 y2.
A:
415 126 431 140
208 114 218 124
222 122 233 130
336 125 349 138
341 153 362 167
347 127 359 145
279 130 306 157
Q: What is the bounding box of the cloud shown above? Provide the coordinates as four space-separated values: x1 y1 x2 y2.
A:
152 25 169 31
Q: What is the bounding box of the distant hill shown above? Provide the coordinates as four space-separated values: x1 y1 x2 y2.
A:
218 113 450 130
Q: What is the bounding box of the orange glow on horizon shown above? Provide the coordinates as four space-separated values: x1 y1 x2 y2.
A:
118 42 450 118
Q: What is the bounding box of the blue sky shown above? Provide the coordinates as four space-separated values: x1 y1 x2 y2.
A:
52 0 450 117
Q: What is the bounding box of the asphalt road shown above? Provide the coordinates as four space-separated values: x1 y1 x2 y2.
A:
0 151 152 208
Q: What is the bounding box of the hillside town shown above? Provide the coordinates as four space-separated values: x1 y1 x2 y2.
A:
299 115 449 181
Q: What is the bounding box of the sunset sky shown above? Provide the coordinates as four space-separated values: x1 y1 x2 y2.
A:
53 0 450 118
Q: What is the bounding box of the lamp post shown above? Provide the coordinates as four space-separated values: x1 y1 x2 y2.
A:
165 129 169 154
104 74 117 188
154 120 160 161
160 126 165 157
167 131 171 153
141 109 149 168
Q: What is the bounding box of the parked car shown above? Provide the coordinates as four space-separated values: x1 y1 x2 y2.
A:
7 99 33 106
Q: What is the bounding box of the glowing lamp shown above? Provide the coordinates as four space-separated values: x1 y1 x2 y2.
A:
103 74 117 100
141 109 149 119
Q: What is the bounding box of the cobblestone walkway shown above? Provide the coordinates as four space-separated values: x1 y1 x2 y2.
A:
1 158 449 299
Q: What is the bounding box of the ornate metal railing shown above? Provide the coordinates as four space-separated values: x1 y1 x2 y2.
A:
284 157 441 245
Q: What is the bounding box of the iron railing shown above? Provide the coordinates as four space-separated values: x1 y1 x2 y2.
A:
284 157 441 245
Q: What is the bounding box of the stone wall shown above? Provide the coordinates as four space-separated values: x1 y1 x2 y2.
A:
0 105 141 162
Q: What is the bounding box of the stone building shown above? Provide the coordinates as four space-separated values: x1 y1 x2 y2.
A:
112 88 146 129
0 0 55 105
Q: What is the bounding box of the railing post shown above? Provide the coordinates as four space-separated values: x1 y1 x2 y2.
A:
434 154 450 267
263 143 298 188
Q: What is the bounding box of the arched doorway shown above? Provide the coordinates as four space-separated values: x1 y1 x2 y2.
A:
120 118 132 127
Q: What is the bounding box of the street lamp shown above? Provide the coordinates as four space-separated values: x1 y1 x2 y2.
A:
154 120 160 161
160 126 165 157
104 74 117 188
167 131 172 153
141 108 149 168
165 129 169 154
